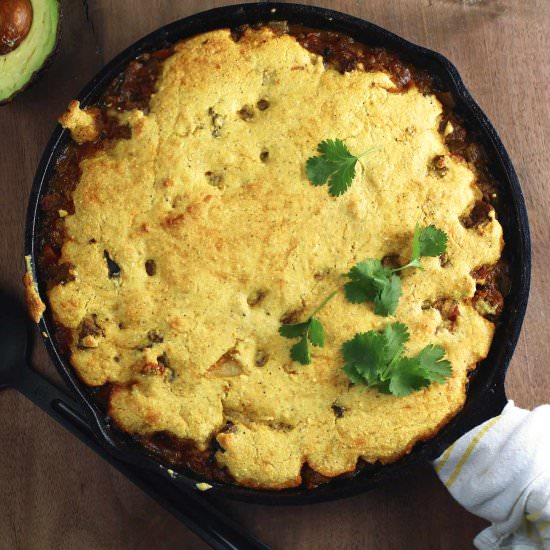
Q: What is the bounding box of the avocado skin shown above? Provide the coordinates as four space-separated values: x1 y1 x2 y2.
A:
0 0 61 105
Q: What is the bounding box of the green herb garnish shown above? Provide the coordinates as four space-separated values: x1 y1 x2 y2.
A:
279 291 337 365
342 322 452 396
344 224 448 316
306 139 378 196
394 223 448 271
343 259 402 316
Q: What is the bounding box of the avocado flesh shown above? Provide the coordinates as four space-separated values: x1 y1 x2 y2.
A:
0 0 59 103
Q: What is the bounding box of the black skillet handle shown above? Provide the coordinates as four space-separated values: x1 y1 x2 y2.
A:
10 364 270 550
11 363 95 438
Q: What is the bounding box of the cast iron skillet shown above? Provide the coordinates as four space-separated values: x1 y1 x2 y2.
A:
25 3 531 505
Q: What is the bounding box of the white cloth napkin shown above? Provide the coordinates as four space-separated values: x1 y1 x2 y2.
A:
433 402 550 549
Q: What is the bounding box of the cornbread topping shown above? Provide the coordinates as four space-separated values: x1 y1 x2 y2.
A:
24 255 45 323
35 25 507 489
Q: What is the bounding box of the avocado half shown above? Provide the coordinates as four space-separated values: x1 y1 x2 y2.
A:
0 0 60 104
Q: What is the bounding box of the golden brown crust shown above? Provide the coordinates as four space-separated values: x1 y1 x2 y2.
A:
23 255 45 323
59 100 101 144
41 27 504 489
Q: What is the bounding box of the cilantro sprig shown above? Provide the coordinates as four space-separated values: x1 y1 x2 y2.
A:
279 291 337 365
394 223 448 271
344 224 448 316
344 260 402 316
306 139 379 196
342 322 452 396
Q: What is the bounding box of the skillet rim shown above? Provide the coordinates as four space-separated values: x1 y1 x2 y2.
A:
24 2 531 505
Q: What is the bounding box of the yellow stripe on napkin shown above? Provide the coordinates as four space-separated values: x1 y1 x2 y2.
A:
445 416 503 489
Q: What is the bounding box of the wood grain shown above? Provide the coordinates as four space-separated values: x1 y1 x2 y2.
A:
1 1 548 548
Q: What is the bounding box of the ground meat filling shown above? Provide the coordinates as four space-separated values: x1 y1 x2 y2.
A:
471 262 509 321
295 28 420 88
100 47 174 113
37 24 507 489
138 429 234 484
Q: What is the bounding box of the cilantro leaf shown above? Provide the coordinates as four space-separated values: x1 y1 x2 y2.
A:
344 260 401 316
342 331 386 385
343 225 447 315
374 274 401 316
279 322 310 339
341 322 452 396
342 363 365 385
383 322 409 363
317 138 354 162
306 139 358 196
343 281 371 304
327 162 357 197
388 357 430 396
308 318 325 347
279 291 336 365
344 260 389 302
416 344 452 383
306 155 337 186
408 224 448 268
306 139 378 197
290 335 311 364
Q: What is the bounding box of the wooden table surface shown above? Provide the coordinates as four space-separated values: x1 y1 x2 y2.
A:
1 1 548 548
